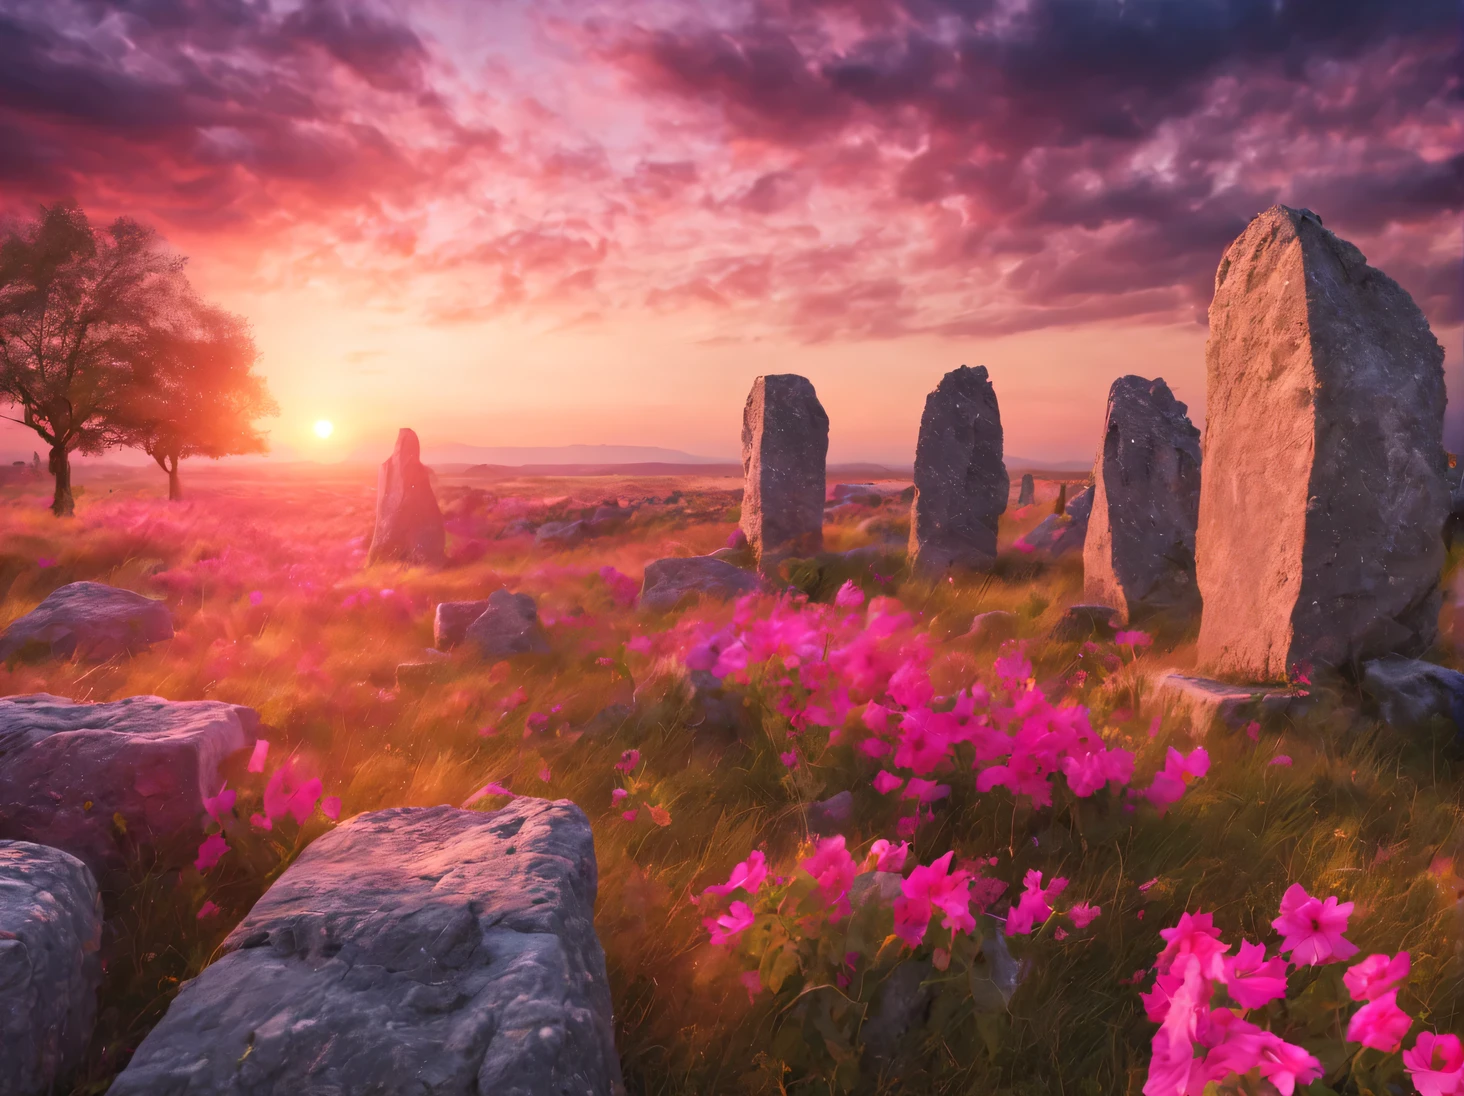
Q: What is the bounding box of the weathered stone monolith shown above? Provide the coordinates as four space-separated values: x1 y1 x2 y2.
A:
1017 473 1035 506
740 375 829 568
909 365 1008 575
367 428 446 566
1196 206 1449 679
1084 376 1202 622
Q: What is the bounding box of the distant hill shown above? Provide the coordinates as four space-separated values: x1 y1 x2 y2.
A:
401 443 729 466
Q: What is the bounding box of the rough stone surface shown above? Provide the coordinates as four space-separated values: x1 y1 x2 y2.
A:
434 599 494 650
463 590 550 662
968 611 1019 646
740 374 829 567
1021 487 1093 558
1050 604 1121 642
805 790 853 835
578 704 633 737
1017 474 1035 506
909 365 1009 575
367 429 446 566
0 841 102 1096
395 649 451 688
1084 376 1203 622
862 959 934 1071
1148 671 1310 734
640 557 762 612
534 520 587 547
110 798 623 1096
0 695 258 883
1196 205 1449 680
0 582 172 662
1361 657 1464 736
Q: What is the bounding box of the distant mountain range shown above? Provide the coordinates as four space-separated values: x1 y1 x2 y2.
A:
400 443 732 466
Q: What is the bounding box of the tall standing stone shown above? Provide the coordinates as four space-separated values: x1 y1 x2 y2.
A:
367 428 446 567
1084 376 1202 622
1196 206 1448 680
740 374 829 568
1017 473 1035 507
909 365 1009 575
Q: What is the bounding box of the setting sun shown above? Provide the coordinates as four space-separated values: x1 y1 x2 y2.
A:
313 419 333 440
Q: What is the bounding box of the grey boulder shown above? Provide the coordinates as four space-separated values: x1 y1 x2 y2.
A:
109 798 624 1096
463 590 550 661
639 557 762 612
434 599 494 650
740 374 829 568
1196 206 1449 679
1084 376 1202 622
0 841 102 1096
909 365 1009 576
535 520 588 547
0 694 258 883
368 428 446 567
1361 657 1464 737
1021 487 1093 558
1050 604 1121 642
0 582 172 662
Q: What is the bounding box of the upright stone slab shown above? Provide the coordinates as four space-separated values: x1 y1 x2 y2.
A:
1084 376 1202 622
110 798 623 1096
1196 206 1449 679
1017 473 1035 507
0 694 258 883
367 428 446 567
0 841 102 1096
740 374 829 568
909 365 1009 575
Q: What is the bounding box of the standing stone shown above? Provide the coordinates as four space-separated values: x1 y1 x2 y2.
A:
909 365 1009 575
1084 376 1202 622
0 694 258 884
367 428 446 567
740 375 829 568
1017 473 1035 506
109 798 623 1096
0 841 102 1096
1196 206 1449 679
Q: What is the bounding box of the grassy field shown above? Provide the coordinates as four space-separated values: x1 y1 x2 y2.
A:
1 462 1460 1095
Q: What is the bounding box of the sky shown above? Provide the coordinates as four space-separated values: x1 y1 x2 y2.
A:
0 0 1459 465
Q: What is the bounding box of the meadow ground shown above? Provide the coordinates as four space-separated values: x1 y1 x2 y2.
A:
0 462 1460 1095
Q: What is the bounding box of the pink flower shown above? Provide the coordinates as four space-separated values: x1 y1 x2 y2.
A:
801 836 856 913
705 900 755 945
1271 884 1358 966
464 782 515 806
705 851 769 898
863 839 908 873
537 765 552 783
1346 989 1411 1052
202 784 236 824
614 749 640 773
1270 755 1292 767
262 761 322 825
779 750 798 768
621 808 639 821
1005 870 1068 936
246 739 269 773
1156 911 1229 980
1144 747 1209 814
834 581 865 609
1343 952 1410 1002
902 777 950 803
1068 903 1102 929
197 900 220 920
894 852 974 946
611 788 629 804
319 796 341 821
1114 630 1152 648
249 812 271 830
1403 1032 1464 1096
1255 1033 1322 1096
873 771 903 795
194 832 229 872
248 590 264 606
739 970 762 1001
1220 940 1289 1009
858 737 891 758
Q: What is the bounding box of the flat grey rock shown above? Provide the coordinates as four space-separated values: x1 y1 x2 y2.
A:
0 841 102 1096
805 790 853 835
909 365 1008 576
463 590 550 662
535 520 587 547
368 428 446 567
1021 487 1093 558
0 582 172 662
639 557 762 612
1050 604 1121 642
1084 376 1202 622
434 599 494 650
0 694 257 883
110 798 623 1096
1196 205 1449 679
740 374 829 568
1361 657 1464 736
968 610 1019 646
1147 671 1309 734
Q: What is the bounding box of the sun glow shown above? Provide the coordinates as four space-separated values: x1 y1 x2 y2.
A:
313 419 334 439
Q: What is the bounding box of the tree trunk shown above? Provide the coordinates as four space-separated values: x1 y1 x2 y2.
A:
167 456 181 501
49 445 73 517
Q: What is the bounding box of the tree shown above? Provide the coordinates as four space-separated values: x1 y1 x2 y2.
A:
0 204 185 515
120 299 277 500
